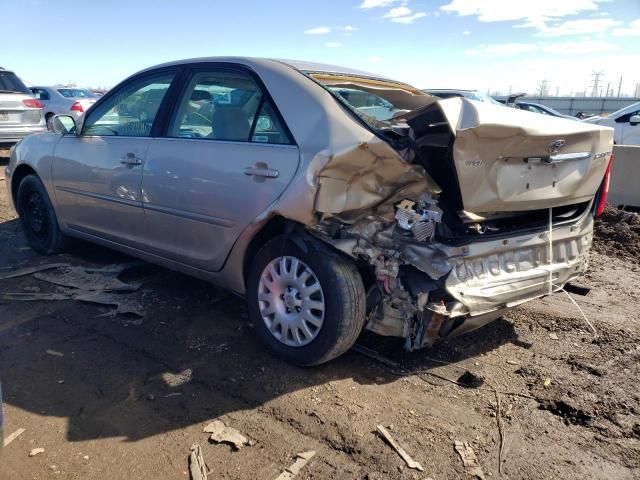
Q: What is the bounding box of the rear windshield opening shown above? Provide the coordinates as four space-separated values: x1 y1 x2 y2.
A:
0 71 30 94
305 72 435 128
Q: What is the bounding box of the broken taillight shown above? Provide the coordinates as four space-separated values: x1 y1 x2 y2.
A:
70 101 84 112
22 98 43 109
595 154 613 217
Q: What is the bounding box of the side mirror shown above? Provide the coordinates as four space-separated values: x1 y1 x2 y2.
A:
629 114 640 125
51 115 77 134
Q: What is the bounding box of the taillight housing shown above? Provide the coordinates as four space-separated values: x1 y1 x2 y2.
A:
595 154 613 217
70 101 84 112
22 98 44 109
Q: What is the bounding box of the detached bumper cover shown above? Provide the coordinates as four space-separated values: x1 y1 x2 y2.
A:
443 213 593 317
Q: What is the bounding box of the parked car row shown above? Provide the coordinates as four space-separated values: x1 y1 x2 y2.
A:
0 66 102 145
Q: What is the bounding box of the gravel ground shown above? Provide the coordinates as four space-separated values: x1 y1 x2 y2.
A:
1 152 638 479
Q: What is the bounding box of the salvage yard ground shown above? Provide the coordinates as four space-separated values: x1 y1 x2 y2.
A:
0 149 639 479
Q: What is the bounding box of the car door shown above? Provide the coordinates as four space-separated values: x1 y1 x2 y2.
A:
142 65 299 271
52 69 179 248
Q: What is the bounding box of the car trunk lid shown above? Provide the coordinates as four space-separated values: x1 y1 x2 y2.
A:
404 98 614 214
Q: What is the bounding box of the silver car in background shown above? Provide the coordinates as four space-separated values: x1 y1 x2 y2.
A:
0 68 46 144
5 57 614 366
30 86 98 125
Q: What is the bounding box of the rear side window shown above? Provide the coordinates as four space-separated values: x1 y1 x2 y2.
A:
82 72 175 137
169 69 292 144
0 71 30 94
31 88 50 100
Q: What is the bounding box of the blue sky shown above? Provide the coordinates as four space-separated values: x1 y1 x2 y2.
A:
1 0 639 95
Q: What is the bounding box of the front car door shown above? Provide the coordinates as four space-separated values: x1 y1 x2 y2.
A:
617 108 640 145
142 64 299 271
52 69 179 248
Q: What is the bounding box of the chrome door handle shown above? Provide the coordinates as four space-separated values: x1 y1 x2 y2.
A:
120 153 143 166
244 165 279 178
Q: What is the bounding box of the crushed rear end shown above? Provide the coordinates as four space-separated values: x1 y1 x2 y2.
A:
307 92 613 349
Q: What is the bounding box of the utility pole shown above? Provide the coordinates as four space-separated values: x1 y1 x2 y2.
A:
605 81 610 97
635 82 640 98
590 71 604 97
617 76 623 97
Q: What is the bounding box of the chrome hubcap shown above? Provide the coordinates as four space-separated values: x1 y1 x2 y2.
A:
258 256 325 347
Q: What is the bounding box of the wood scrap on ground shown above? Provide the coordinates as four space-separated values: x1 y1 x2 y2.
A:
188 443 208 480
274 451 316 480
376 425 424 471
454 440 485 479
3 427 26 447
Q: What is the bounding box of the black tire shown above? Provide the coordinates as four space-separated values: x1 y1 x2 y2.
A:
17 174 70 255
45 112 54 130
247 234 366 366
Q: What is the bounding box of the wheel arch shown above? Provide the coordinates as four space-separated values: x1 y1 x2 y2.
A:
10 164 38 209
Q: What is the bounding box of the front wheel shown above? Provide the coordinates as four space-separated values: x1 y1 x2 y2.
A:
247 235 366 366
17 174 70 255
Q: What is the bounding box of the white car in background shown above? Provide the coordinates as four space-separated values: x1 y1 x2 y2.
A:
29 86 99 126
583 101 640 145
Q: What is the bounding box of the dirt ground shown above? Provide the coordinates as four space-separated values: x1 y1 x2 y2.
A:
1 150 639 480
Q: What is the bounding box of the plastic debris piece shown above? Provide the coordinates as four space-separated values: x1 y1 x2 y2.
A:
543 378 551 387
0 263 71 280
454 440 485 479
29 447 45 457
46 350 64 357
549 333 559 340
275 451 317 480
203 420 249 449
3 428 26 447
188 444 208 480
376 425 424 471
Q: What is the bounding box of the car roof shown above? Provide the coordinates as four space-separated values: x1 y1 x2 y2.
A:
137 56 396 83
425 89 477 93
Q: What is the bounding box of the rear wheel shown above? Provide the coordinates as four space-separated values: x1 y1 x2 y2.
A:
17 174 70 254
45 112 54 130
247 235 366 366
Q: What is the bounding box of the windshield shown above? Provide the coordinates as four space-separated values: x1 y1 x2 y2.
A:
0 71 30 94
605 101 640 119
308 72 434 128
465 91 502 105
57 88 97 98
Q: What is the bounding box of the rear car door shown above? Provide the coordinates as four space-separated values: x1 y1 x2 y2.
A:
52 69 178 248
142 65 299 271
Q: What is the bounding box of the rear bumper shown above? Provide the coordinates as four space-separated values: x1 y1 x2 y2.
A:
0 125 46 144
443 211 593 318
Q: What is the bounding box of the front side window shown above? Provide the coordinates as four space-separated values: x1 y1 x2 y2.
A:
82 72 175 137
169 70 292 144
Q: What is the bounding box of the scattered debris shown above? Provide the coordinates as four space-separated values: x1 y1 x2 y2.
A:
456 371 484 389
188 444 208 480
45 349 64 357
506 360 519 365
164 392 183 398
0 263 71 280
203 420 249 449
29 447 45 457
543 378 552 387
162 369 193 387
376 425 424 471
3 428 26 447
563 283 590 296
275 451 317 480
454 440 485 479
549 333 559 340
34 264 141 292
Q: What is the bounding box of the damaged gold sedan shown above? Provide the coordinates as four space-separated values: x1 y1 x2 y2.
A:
6 58 614 365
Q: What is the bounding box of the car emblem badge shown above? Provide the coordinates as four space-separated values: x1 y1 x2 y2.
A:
548 139 565 154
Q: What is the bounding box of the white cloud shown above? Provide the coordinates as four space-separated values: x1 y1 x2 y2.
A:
359 0 399 9
324 42 342 48
612 18 640 37
463 30 471 35
304 26 331 35
391 12 427 23
467 39 616 56
440 0 608 31
384 6 411 18
341 25 358 32
536 18 622 37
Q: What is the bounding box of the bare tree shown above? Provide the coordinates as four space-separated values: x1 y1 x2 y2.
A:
536 79 549 96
